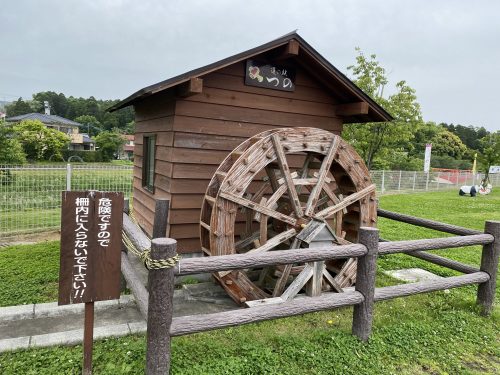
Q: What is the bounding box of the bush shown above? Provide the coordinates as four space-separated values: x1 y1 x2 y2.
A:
61 150 104 162
431 155 472 170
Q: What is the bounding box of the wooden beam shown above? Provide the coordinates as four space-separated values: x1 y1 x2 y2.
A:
273 39 300 61
334 102 369 117
315 184 376 219
177 77 203 97
271 134 303 218
219 191 297 226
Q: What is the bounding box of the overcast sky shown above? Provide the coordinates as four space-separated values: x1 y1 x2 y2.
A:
1 0 499 131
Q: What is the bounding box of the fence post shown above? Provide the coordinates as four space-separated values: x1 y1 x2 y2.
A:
352 227 379 341
146 238 177 374
153 199 169 239
66 163 72 191
398 170 402 191
425 172 429 191
477 221 500 316
412 171 416 191
381 170 385 193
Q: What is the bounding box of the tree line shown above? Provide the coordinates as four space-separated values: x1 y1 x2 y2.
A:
4 92 134 136
344 48 499 175
1 51 498 173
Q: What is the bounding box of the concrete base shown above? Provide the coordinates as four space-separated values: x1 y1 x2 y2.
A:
0 282 239 353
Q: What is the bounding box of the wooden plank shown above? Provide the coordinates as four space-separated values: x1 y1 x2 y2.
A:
121 252 149 319
378 234 493 255
170 291 364 337
175 243 367 275
322 269 343 292
170 194 204 209
271 134 302 217
135 91 176 122
305 261 324 297
334 102 369 117
184 86 337 117
156 146 230 165
135 116 174 132
172 163 218 179
377 208 482 236
175 101 343 130
219 191 297 226
174 132 245 151
305 137 340 216
202 72 337 104
315 184 376 219
374 272 489 302
177 77 203 97
248 229 296 253
281 264 314 301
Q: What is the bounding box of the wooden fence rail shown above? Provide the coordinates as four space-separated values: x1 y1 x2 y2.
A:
120 201 500 374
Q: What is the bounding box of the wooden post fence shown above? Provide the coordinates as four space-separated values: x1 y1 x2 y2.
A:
146 238 177 375
353 227 379 341
477 220 500 316
117 204 499 372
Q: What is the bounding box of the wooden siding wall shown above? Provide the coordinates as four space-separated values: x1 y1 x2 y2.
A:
133 60 344 254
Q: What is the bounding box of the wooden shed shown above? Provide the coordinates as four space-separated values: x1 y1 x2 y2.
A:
110 32 392 255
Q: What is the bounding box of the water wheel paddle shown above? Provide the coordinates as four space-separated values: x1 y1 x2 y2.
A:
200 127 376 305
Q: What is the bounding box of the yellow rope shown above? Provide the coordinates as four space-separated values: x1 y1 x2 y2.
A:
122 229 180 270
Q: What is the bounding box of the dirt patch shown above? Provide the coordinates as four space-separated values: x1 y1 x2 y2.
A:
1 231 60 247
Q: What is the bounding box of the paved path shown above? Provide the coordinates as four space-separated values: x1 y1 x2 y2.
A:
0 282 238 353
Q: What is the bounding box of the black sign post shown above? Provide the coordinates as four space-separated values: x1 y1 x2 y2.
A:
59 191 124 375
245 59 296 92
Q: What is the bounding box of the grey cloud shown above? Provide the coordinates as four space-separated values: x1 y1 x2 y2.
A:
1 0 498 130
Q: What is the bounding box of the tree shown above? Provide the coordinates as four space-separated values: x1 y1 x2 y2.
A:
13 120 70 161
431 130 467 159
74 115 102 136
0 121 26 164
478 132 500 183
5 98 32 117
343 49 423 169
95 131 125 161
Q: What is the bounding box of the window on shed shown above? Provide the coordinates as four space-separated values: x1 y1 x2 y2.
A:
142 135 156 192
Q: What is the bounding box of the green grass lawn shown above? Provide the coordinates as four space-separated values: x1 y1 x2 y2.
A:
0 190 499 374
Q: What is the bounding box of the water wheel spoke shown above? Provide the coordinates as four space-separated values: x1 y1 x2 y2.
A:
271 134 303 218
265 166 280 192
296 153 315 195
248 228 296 254
272 237 301 297
314 184 376 219
322 268 343 292
281 264 314 300
220 191 297 226
304 137 340 216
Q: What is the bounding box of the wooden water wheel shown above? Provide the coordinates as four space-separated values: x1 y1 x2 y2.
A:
200 127 376 306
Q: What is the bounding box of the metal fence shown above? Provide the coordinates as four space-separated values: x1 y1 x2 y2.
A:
1 164 499 239
370 170 500 194
0 164 133 239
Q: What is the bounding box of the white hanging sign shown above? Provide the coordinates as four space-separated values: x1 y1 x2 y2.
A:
489 166 500 174
424 143 432 173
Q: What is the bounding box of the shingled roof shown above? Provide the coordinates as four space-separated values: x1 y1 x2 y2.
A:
109 32 392 123
6 113 82 127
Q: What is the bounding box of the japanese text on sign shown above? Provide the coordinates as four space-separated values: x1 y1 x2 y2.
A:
245 60 296 92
